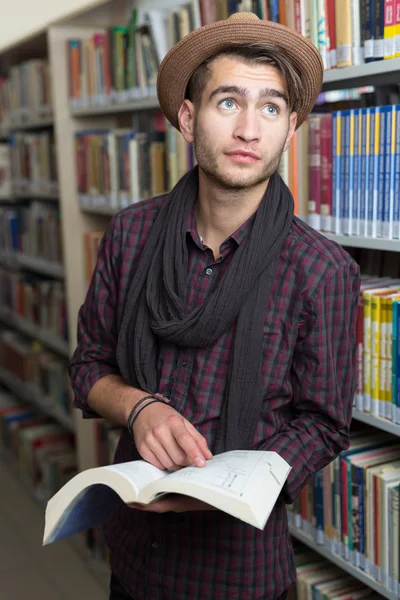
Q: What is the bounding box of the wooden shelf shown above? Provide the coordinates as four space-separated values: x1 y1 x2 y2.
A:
0 250 64 278
0 365 74 432
7 117 53 131
70 96 159 117
17 253 64 278
0 307 69 358
289 524 398 600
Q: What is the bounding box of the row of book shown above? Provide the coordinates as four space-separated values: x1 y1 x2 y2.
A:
355 276 400 423
0 329 70 415
7 134 58 197
75 124 195 210
0 269 68 345
0 59 52 126
0 388 76 501
288 427 400 597
208 0 400 68
280 102 400 240
291 541 386 599
68 3 197 107
66 0 400 110
0 205 63 264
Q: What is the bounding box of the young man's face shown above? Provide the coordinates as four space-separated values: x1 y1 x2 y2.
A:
181 55 297 191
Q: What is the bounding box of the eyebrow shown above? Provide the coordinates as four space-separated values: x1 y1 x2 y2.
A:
208 85 288 106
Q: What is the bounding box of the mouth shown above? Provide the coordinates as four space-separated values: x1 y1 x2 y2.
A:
225 151 261 164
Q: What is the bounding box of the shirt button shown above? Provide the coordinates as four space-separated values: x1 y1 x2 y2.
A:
152 541 159 548
205 268 213 275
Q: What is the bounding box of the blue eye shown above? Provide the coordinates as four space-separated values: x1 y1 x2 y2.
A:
263 105 278 115
219 99 236 110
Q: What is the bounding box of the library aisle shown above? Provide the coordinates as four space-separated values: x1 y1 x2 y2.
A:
0 460 108 600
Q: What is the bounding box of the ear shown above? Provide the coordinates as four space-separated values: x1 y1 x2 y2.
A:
282 112 298 152
178 99 195 143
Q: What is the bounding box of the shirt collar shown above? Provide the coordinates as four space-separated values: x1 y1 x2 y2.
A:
186 206 255 250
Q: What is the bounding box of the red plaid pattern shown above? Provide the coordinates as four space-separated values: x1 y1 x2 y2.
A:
70 194 360 600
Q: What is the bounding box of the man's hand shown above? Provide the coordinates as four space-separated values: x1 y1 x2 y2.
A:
128 494 217 513
132 401 212 471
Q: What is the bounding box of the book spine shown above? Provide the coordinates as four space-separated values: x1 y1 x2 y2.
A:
363 292 373 412
355 108 363 236
377 106 387 238
335 0 353 66
394 105 400 239
392 301 398 422
355 291 364 410
383 106 392 239
375 0 386 59
308 114 321 231
334 111 342 233
348 109 356 235
367 108 376 237
342 111 350 234
384 0 396 57
360 109 367 235
351 0 363 64
397 300 400 424
395 0 400 55
357 464 365 568
320 114 332 232
371 294 381 416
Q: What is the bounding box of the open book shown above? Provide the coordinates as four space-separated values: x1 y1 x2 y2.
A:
43 450 291 545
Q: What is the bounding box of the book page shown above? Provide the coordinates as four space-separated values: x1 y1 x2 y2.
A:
105 460 167 493
164 450 288 499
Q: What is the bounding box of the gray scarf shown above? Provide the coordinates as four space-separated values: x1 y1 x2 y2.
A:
117 166 293 453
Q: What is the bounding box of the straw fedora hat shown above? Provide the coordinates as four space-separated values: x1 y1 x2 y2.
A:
157 12 323 131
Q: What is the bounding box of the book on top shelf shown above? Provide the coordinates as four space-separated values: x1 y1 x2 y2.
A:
43 450 291 545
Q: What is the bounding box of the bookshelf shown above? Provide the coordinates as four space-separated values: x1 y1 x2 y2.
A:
71 96 159 117
0 365 74 431
288 524 398 600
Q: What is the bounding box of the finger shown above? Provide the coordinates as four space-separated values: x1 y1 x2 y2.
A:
169 418 209 467
152 426 187 466
183 421 213 460
145 435 181 471
139 446 167 471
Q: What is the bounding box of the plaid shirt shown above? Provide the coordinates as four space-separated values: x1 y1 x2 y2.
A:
70 193 360 600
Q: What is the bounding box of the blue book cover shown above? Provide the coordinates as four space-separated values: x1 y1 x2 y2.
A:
393 106 400 239
378 106 392 238
360 108 368 236
382 106 393 238
354 109 362 236
367 107 376 237
342 110 350 235
332 112 341 234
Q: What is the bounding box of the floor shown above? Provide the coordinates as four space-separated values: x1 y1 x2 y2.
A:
0 461 109 600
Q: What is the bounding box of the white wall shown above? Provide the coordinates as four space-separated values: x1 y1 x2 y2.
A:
0 0 102 51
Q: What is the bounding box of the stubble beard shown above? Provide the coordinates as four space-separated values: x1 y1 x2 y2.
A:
193 123 286 192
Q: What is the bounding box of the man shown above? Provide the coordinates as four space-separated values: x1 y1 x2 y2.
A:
70 12 360 600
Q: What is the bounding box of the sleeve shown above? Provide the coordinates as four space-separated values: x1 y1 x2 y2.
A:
69 216 122 418
259 260 361 504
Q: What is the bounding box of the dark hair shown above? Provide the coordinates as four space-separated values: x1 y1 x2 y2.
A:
187 43 302 113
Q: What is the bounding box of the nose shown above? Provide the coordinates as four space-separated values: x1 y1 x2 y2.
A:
233 109 261 143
